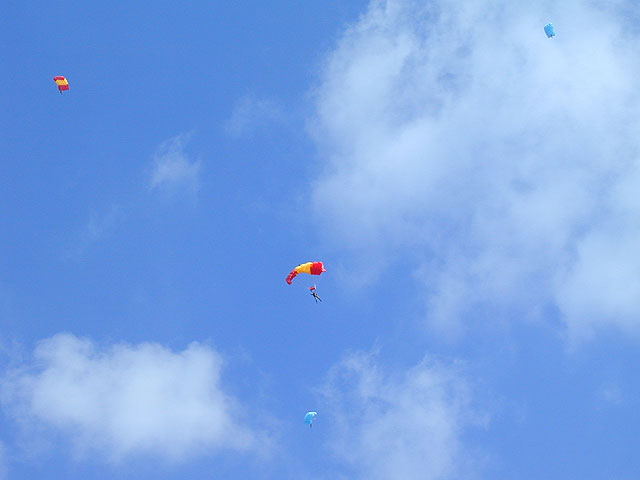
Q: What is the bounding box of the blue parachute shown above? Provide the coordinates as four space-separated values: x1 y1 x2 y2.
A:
544 23 555 38
304 411 317 428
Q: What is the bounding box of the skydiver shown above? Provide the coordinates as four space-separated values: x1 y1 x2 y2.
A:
310 287 322 303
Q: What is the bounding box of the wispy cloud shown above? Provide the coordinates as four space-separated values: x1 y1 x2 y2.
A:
320 351 485 479
148 134 201 194
1 334 259 463
62 204 124 260
79 204 123 248
82 205 122 240
225 94 285 138
310 0 640 342
599 384 623 406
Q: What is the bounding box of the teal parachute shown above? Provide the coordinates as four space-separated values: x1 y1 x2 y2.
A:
544 23 555 38
304 411 317 428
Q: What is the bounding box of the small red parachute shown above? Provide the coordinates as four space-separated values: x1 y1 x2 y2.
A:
286 261 326 284
309 285 322 302
53 76 69 93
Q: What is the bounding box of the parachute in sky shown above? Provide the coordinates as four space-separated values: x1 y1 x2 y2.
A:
304 411 317 428
544 23 555 38
53 76 69 93
286 262 325 284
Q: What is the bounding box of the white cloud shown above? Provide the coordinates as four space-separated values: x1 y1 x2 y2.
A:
225 95 284 138
320 352 484 480
1 334 257 463
310 0 640 341
148 135 201 193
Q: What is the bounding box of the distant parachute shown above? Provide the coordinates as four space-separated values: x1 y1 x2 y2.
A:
286 262 325 285
53 76 69 93
544 23 555 38
304 411 317 428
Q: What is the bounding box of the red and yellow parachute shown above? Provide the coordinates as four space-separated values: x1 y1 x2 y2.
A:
53 76 69 93
286 261 326 284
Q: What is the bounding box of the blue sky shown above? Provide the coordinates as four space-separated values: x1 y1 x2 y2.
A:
2 0 640 478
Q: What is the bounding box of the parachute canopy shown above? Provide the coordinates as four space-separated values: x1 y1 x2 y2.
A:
286 261 325 284
53 76 69 92
544 23 555 38
304 411 317 427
